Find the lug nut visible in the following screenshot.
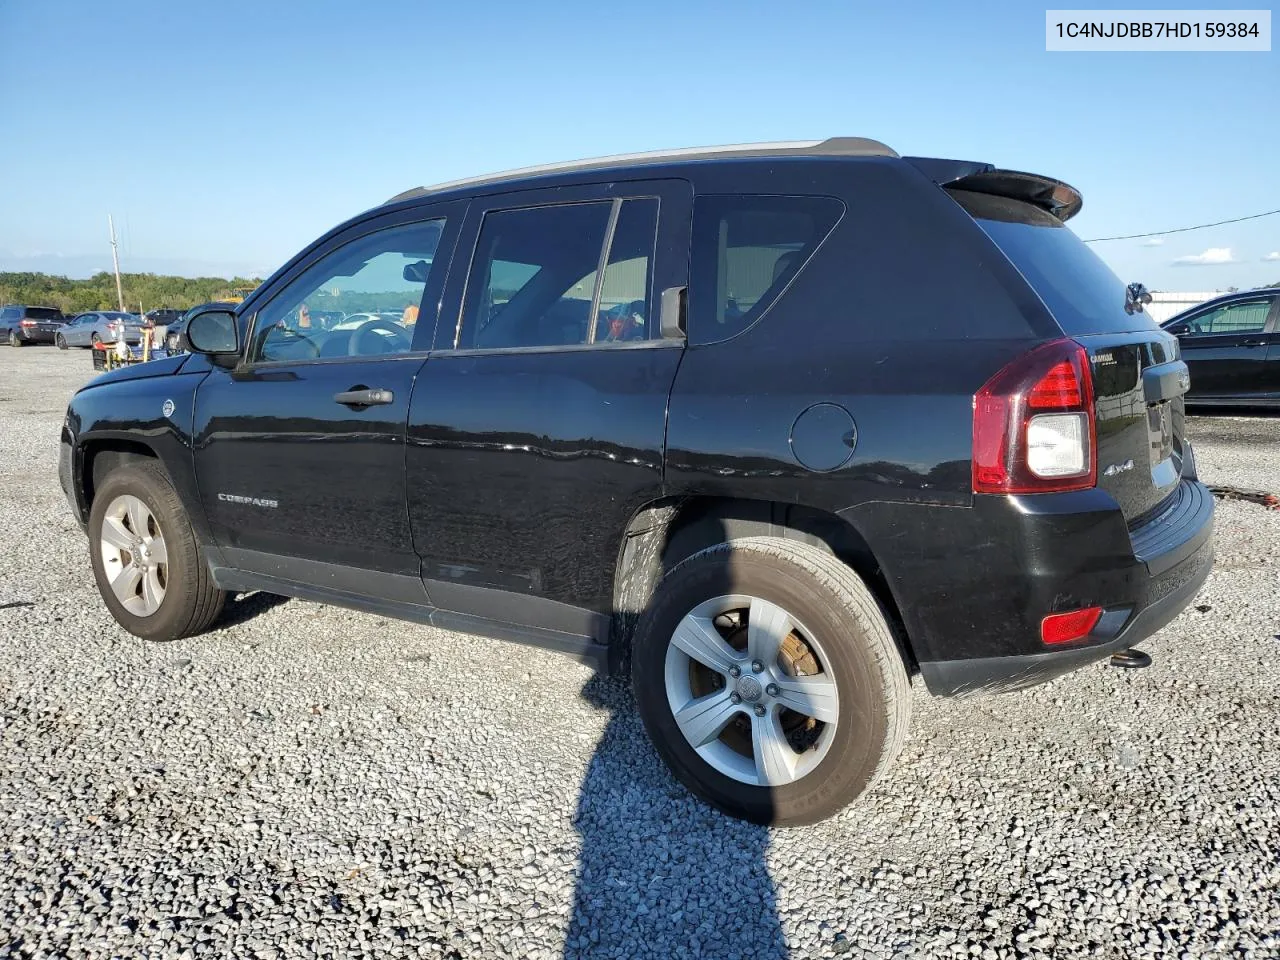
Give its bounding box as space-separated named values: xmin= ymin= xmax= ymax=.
xmin=730 ymin=693 xmax=742 ymax=705
xmin=728 ymin=665 xmax=741 ymax=678
xmin=751 ymin=660 xmax=764 ymax=673
xmin=766 ymin=683 xmax=779 ymax=697
xmin=753 ymin=704 xmax=766 ymax=717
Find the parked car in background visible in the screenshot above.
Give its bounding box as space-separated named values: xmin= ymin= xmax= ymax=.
xmin=59 ymin=138 xmax=1213 ymax=825
xmin=144 ymin=308 xmax=183 ymax=327
xmin=57 ymin=311 xmax=144 ymax=348
xmin=1161 ymin=289 xmax=1280 ymax=406
xmin=2 ymin=304 xmax=65 ymax=346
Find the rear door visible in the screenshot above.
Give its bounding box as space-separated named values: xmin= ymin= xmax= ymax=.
xmin=406 ymin=179 xmax=692 ymax=632
xmin=954 ymin=189 xmax=1190 ymax=522
xmin=1166 ymin=295 xmax=1277 ymax=398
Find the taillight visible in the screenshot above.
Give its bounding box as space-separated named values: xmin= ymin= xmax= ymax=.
xmin=19 ymin=319 xmax=36 ymax=327
xmin=1041 ymin=606 xmax=1103 ymax=645
xmin=973 ymin=338 xmax=1096 ymax=494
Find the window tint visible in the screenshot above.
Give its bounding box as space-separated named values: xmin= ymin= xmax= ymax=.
xmin=1186 ymin=299 xmax=1271 ymax=336
xmin=25 ymin=307 xmax=61 ymax=320
xmin=955 ymin=190 xmax=1153 ymax=336
xmin=689 ymin=195 xmax=842 ymax=344
xmin=250 ymin=218 xmax=445 ymax=363
xmin=458 ymin=198 xmax=659 ymax=350
xmin=0 ymin=308 xmax=16 ymax=320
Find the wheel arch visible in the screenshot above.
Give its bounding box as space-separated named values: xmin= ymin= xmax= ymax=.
xmin=79 ymin=438 xmax=164 ymax=519
xmin=609 ymin=495 xmax=917 ymax=675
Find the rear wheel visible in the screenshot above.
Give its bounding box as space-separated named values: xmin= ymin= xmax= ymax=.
xmin=89 ymin=461 xmax=226 ymax=641
xmin=9 ymin=330 xmax=22 ymax=347
xmin=56 ymin=333 xmax=67 ymax=350
xmin=632 ymin=537 xmax=910 ymax=826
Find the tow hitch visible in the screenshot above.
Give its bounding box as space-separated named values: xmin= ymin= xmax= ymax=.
xmin=1110 ymin=648 xmax=1152 ymax=669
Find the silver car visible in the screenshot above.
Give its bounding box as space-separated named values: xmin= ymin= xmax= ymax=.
xmin=57 ymin=312 xmax=144 ymax=349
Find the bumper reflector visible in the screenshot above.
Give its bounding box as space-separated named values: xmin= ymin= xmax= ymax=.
xmin=1041 ymin=606 xmax=1103 ymax=645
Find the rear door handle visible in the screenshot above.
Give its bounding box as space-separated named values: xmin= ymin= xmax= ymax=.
xmin=1240 ymin=339 xmax=1265 ymax=347
xmin=334 ymin=387 xmax=394 ymax=406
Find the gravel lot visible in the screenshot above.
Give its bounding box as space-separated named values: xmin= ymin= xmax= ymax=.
xmin=2 ymin=346 xmax=1278 ymax=960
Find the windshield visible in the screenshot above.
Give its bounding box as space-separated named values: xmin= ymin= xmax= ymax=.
xmin=951 ymin=189 xmax=1158 ymax=336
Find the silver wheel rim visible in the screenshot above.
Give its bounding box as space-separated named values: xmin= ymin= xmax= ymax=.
xmin=664 ymin=594 xmax=839 ymax=788
xmin=99 ymin=494 xmax=168 ymax=617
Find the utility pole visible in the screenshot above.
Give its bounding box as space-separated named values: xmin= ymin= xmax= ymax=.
xmin=108 ymin=215 xmax=125 ymax=312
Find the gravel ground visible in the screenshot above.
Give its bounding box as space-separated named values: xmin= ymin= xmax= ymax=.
xmin=1 ymin=346 xmax=1278 ymax=960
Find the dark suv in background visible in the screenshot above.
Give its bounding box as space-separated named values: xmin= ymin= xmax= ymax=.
xmin=59 ymin=138 xmax=1213 ymax=825
xmin=2 ymin=304 xmax=65 ymax=345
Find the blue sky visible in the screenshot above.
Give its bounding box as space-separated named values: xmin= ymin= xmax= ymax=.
xmin=0 ymin=0 xmax=1276 ymax=290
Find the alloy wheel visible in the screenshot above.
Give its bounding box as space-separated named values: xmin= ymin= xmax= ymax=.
xmin=98 ymin=494 xmax=169 ymax=617
xmin=664 ymin=594 xmax=839 ymax=787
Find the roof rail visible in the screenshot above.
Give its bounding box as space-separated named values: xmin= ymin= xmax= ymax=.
xmin=385 ymin=137 xmax=898 ymax=204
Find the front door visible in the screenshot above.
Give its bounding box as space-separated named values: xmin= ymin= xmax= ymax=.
xmin=406 ymin=180 xmax=692 ymax=635
xmin=1174 ymin=295 xmax=1276 ymax=398
xmin=193 ymin=205 xmax=461 ymax=597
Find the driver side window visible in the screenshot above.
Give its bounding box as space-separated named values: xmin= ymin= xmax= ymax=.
xmin=249 ymin=217 xmax=446 ymax=363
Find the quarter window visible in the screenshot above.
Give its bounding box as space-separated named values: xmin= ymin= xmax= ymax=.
xmin=457 ymin=198 xmax=659 ymax=350
xmin=249 ymin=218 xmax=446 ymax=364
xmin=689 ymin=195 xmax=843 ymax=344
xmin=1186 ymin=299 xmax=1272 ymax=336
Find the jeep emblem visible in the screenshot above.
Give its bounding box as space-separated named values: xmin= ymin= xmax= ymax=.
xmin=161 ymin=399 xmax=175 ymax=418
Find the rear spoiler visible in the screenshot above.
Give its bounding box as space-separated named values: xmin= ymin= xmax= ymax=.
xmin=905 ymin=157 xmax=1084 ymax=222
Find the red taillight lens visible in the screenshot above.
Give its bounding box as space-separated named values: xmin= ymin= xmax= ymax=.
xmin=19 ymin=319 xmax=36 ymax=327
xmin=972 ymin=339 xmax=1096 ymax=494
xmin=1041 ymin=606 xmax=1103 ymax=645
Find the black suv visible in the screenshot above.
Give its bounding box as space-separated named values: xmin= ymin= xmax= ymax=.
xmin=2 ymin=304 xmax=65 ymax=345
xmin=60 ymin=139 xmax=1213 ymax=825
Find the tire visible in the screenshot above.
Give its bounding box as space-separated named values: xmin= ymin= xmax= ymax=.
xmin=9 ymin=330 xmax=22 ymax=347
xmin=56 ymin=333 xmax=67 ymax=350
xmin=88 ymin=461 xmax=226 ymax=641
xmin=632 ymin=536 xmax=910 ymax=826
xmin=91 ymin=333 xmax=101 ymax=345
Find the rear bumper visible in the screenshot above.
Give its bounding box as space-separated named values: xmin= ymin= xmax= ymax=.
xmin=919 ymin=519 xmax=1212 ymax=695
xmin=849 ymin=472 xmax=1215 ymax=698
xmin=15 ymin=328 xmax=58 ymax=343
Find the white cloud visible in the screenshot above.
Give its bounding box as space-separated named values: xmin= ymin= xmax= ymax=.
xmin=1172 ymin=247 xmax=1236 ymax=266
xmin=1264 ymin=251 xmax=1280 ymax=262
xmin=1141 ymin=237 xmax=1165 ymax=247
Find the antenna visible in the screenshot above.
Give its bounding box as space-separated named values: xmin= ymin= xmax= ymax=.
xmin=108 ymin=215 xmax=125 ymax=312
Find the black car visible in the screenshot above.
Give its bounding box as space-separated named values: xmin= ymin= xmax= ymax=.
xmin=144 ymin=308 xmax=184 ymax=330
xmin=59 ymin=139 xmax=1213 ymax=825
xmin=2 ymin=304 xmax=65 ymax=345
xmin=1161 ymin=289 xmax=1280 ymax=405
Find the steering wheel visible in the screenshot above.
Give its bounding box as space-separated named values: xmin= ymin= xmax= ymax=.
xmin=348 ymin=317 xmax=411 ymax=355
xmin=266 ymin=327 xmax=321 ymax=360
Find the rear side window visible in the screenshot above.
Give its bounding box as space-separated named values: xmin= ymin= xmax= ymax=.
xmin=25 ymin=307 xmax=61 ymax=320
xmin=689 ymin=195 xmax=843 ymax=345
xmin=953 ymin=190 xmax=1151 ymax=336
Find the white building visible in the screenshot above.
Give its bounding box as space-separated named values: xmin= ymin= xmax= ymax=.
xmin=1144 ymin=291 xmax=1227 ymax=324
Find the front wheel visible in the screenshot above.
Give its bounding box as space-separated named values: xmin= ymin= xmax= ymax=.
xmin=88 ymin=461 xmax=227 ymax=641
xmin=632 ymin=537 xmax=910 ymax=826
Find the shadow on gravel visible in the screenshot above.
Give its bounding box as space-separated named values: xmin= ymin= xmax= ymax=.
xmin=565 ymin=674 xmax=784 ymax=960
xmin=218 ymin=590 xmax=292 ymax=629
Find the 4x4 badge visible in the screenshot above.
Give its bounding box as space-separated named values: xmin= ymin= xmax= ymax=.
xmin=161 ymin=399 xmax=175 ymax=418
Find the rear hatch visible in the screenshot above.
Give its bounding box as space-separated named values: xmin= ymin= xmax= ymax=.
xmin=23 ymin=307 xmax=65 ymax=333
xmin=949 ymin=185 xmax=1187 ymax=524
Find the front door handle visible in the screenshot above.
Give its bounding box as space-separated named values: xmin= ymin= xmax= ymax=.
xmin=334 ymin=387 xmax=394 ymax=406
xmin=1240 ymin=339 xmax=1265 ymax=347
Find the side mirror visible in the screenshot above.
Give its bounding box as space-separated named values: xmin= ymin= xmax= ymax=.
xmin=186 ymin=309 xmax=241 ymax=356
xmin=1166 ymin=322 xmax=1190 ymax=336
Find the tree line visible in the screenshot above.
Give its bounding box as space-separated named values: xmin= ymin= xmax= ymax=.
xmin=0 ymin=271 xmax=264 ymax=314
